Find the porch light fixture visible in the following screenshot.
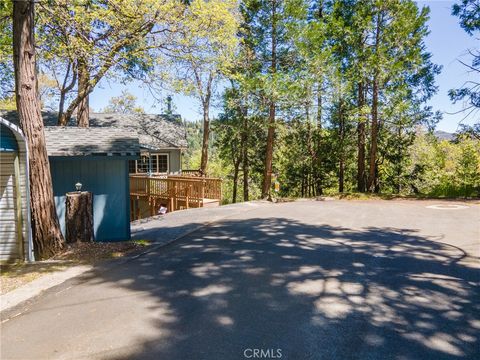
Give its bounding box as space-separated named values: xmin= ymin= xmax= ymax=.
xmin=75 ymin=182 xmax=82 ymax=192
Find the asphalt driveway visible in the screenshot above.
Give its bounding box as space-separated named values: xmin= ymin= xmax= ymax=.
xmin=1 ymin=199 xmax=479 ymax=360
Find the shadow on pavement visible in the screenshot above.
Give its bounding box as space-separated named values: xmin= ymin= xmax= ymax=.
xmin=75 ymin=217 xmax=480 ymax=360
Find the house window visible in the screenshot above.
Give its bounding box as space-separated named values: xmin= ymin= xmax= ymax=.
xmin=129 ymin=153 xmax=169 ymax=174
xmin=128 ymin=160 xmax=136 ymax=174
xmin=137 ymin=155 xmax=150 ymax=173
xmin=157 ymin=154 xmax=168 ymax=173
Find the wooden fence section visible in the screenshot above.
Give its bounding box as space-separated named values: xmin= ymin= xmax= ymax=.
xmin=130 ymin=175 xmax=222 ymax=221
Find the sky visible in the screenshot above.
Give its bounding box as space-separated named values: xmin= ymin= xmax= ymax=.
xmin=89 ymin=0 xmax=478 ymax=133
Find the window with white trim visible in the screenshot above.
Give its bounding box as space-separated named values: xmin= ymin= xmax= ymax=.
xmin=137 ymin=155 xmax=150 ymax=173
xmin=128 ymin=153 xmax=169 ymax=174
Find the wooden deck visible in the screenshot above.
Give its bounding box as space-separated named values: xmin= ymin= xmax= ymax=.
xmin=129 ymin=175 xmax=222 ymax=221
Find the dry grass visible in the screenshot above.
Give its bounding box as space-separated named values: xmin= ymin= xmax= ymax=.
xmin=0 ymin=240 xmax=151 ymax=295
xmin=0 ymin=261 xmax=72 ymax=295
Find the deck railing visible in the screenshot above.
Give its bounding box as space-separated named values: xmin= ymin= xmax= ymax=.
xmin=165 ymin=175 xmax=222 ymax=200
xmin=129 ymin=174 xmax=222 ymax=220
xmin=181 ymin=169 xmax=203 ymax=177
xmin=204 ymin=178 xmax=222 ymax=199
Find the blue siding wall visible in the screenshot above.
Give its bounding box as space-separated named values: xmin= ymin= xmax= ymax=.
xmin=49 ymin=157 xmax=130 ymax=241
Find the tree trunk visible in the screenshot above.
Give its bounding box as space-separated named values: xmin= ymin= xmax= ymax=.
xmin=262 ymin=101 xmax=275 ymax=198
xmin=200 ymin=102 xmax=210 ymax=175
xmin=66 ymin=192 xmax=94 ymax=243
xmin=395 ymin=126 xmax=402 ymax=194
xmin=76 ymin=59 xmax=90 ymax=127
xmin=261 ymin=0 xmax=277 ymax=199
xmin=57 ymin=60 xmax=77 ymax=125
xmin=232 ymin=158 xmax=241 ymax=203
xmin=315 ymin=83 xmax=323 ymax=195
xmin=339 ymin=159 xmax=344 ymax=193
xmin=368 ymin=13 xmax=381 ymax=193
xmin=301 ymin=166 xmax=305 ymax=197
xmin=58 ymin=59 xmax=92 ymax=126
xmin=58 ymin=90 xmax=67 ymax=124
xmin=368 ymin=76 xmax=379 ymax=192
xmin=241 ymin=105 xmax=249 ymax=201
xmin=338 ymin=100 xmax=345 ymax=193
xmin=357 ymin=82 xmax=366 ymax=192
xmin=13 ymin=0 xmax=65 ymax=259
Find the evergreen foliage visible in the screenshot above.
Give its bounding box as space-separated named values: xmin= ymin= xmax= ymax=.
xmin=204 ymin=0 xmax=479 ymax=201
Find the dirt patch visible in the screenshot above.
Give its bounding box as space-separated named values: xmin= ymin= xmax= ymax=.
xmin=0 ymin=240 xmax=151 ymax=295
xmin=53 ymin=241 xmax=150 ymax=263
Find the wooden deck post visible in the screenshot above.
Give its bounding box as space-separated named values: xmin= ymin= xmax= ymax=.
xmin=135 ymin=196 xmax=140 ymax=220
xmin=174 ymin=184 xmax=178 ymax=210
xmin=130 ymin=196 xmax=134 ymax=221
xmin=219 ymin=179 xmax=222 ymax=203
xmin=169 ymin=188 xmax=174 ymax=212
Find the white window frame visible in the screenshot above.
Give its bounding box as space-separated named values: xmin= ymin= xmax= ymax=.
xmin=131 ymin=153 xmax=170 ymax=174
xmin=154 ymin=153 xmax=169 ymax=174
xmin=135 ymin=155 xmax=151 ymax=173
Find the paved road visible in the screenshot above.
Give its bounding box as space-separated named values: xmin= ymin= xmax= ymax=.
xmin=1 ymin=200 xmax=479 ymax=360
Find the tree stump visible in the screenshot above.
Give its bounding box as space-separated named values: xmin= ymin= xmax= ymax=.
xmin=66 ymin=191 xmax=94 ymax=243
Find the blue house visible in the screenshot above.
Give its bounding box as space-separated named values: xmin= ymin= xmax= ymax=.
xmin=43 ymin=126 xmax=140 ymax=241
